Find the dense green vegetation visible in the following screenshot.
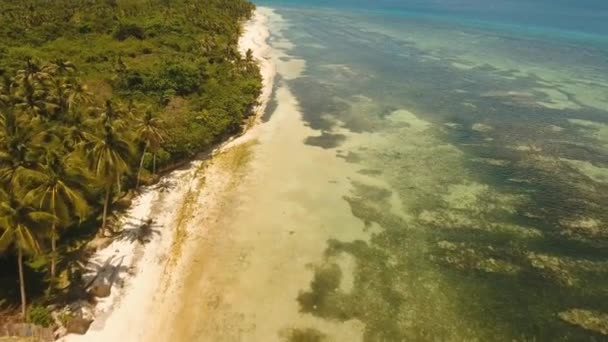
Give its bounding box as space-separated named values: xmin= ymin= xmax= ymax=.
xmin=0 ymin=0 xmax=260 ymax=320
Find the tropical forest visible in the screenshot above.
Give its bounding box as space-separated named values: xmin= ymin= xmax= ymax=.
xmin=0 ymin=0 xmax=260 ymax=330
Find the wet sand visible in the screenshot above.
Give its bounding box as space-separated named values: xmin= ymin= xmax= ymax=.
xmin=161 ymin=8 xmax=374 ymax=341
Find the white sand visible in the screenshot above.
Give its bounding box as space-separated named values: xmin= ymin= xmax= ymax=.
xmin=60 ymin=9 xmax=274 ymax=342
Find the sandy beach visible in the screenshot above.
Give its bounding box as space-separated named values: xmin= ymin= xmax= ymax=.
xmin=60 ymin=8 xmax=274 ymax=342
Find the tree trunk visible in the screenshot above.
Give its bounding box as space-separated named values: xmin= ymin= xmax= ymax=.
xmin=50 ymin=222 xmax=56 ymax=280
xmin=101 ymin=187 xmax=111 ymax=237
xmin=18 ymin=247 xmax=27 ymax=320
xmin=50 ymin=193 xmax=57 ymax=280
xmin=152 ymin=153 xmax=157 ymax=175
xmin=136 ymin=144 xmax=148 ymax=189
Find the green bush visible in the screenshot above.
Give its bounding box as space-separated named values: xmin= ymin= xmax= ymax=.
xmin=115 ymin=60 xmax=203 ymax=96
xmin=28 ymin=305 xmax=54 ymax=327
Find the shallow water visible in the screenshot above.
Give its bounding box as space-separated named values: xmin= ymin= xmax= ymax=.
xmin=175 ymin=2 xmax=608 ymax=341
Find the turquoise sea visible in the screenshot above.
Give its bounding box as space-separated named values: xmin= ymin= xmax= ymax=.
xmin=258 ymin=0 xmax=608 ymax=340
xmin=177 ymin=1 xmax=608 ymax=341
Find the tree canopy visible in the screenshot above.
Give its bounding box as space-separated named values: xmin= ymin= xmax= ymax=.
xmin=0 ymin=0 xmax=261 ymax=320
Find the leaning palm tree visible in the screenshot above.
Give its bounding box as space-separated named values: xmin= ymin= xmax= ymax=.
xmin=0 ymin=189 xmax=55 ymax=319
xmin=15 ymin=152 xmax=89 ymax=280
xmin=81 ymin=123 xmax=133 ymax=236
xmin=135 ymin=110 xmax=166 ymax=187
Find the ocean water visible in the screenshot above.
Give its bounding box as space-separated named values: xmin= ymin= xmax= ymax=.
xmin=171 ymin=1 xmax=608 ymax=341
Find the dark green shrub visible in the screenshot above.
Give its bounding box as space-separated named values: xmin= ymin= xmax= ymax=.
xmin=78 ymin=24 xmax=92 ymax=34
xmin=157 ymin=62 xmax=202 ymax=96
xmin=113 ymin=23 xmax=146 ymax=41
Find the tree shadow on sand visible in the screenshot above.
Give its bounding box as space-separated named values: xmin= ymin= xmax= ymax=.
xmin=79 ymin=255 xmax=131 ymax=298
xmin=116 ymin=217 xmax=162 ymax=245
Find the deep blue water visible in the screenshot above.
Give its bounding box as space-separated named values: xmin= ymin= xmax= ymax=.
xmin=258 ymin=0 xmax=608 ymax=37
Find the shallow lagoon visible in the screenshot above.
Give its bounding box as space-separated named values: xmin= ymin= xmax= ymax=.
xmin=176 ymin=3 xmax=608 ymax=341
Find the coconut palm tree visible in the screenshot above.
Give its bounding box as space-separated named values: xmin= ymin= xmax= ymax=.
xmin=64 ymin=81 xmax=92 ymax=112
xmin=97 ymin=100 xmax=132 ymax=130
xmin=0 ymin=120 xmax=47 ymax=185
xmin=15 ymin=152 xmax=89 ymax=280
xmin=0 ymin=189 xmax=55 ymax=319
xmin=81 ymin=122 xmax=133 ymax=236
xmin=15 ymin=59 xmax=53 ymax=85
xmin=135 ymin=109 xmax=165 ymax=188
xmin=0 ymin=74 xmax=17 ymax=108
xmin=50 ymin=59 xmax=76 ymax=76
xmin=48 ymin=77 xmax=69 ymax=120
xmin=14 ymin=78 xmax=49 ymax=117
xmin=62 ymin=112 xmax=91 ymax=149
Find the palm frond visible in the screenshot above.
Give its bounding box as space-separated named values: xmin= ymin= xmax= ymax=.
xmin=0 ymin=227 xmax=14 ymax=252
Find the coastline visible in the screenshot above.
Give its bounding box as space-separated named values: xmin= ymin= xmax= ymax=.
xmin=60 ymin=8 xmax=275 ymax=342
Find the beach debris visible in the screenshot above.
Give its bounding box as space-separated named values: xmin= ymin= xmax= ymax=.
xmin=115 ymin=190 xmax=137 ymax=210
xmin=66 ymin=317 xmax=93 ymax=335
xmin=53 ymin=301 xmax=96 ymax=336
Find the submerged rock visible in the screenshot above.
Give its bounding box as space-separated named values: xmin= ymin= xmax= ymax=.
xmin=434 ymin=240 xmax=521 ymax=275
xmin=559 ymin=309 xmax=608 ymax=335
xmin=527 ymin=252 xmax=577 ymax=287
xmin=472 ymin=123 xmax=493 ymax=133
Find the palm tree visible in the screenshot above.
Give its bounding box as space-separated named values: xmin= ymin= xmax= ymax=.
xmin=98 ymin=100 xmax=131 ymax=130
xmin=50 ymin=59 xmax=76 ymax=76
xmin=0 ymin=189 xmax=55 ymax=319
xmin=0 ymin=120 xmax=47 ymax=186
xmin=81 ymin=122 xmax=132 ymax=236
xmin=15 ymin=152 xmax=89 ymax=280
xmin=15 ymin=59 xmax=53 ymax=85
xmin=135 ymin=109 xmax=165 ymax=187
xmin=0 ymin=74 xmax=17 ymax=108
xmin=62 ymin=112 xmax=91 ymax=149
xmin=0 ymin=74 xmax=19 ymax=141
xmin=14 ymin=78 xmax=49 ymax=117
xmin=64 ymin=81 xmax=92 ymax=112
xmin=245 ymin=49 xmax=254 ymax=66
xmin=48 ymin=77 xmax=68 ymax=120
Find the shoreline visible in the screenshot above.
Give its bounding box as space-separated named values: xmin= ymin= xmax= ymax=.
xmin=60 ymin=8 xmax=275 ymax=342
